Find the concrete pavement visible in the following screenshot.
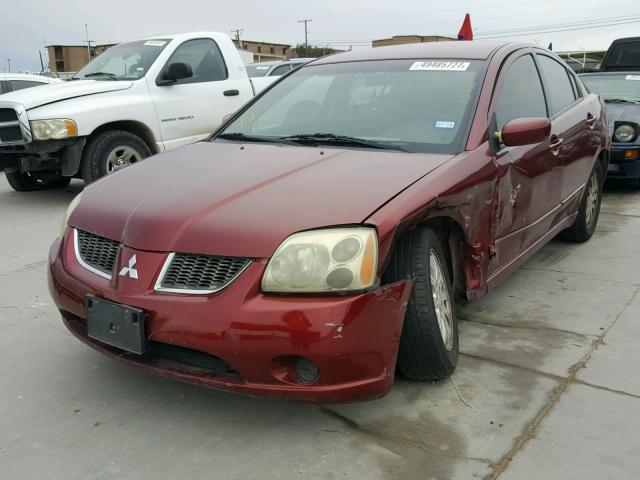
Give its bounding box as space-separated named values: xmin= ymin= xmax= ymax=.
xmin=0 ymin=178 xmax=638 ymax=479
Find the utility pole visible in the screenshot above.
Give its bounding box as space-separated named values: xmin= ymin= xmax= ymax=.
xmin=298 ymin=19 xmax=312 ymax=56
xmin=6 ymin=58 xmax=11 ymax=72
xmin=84 ymin=24 xmax=95 ymax=62
xmin=231 ymin=28 xmax=244 ymax=49
xmin=39 ymin=50 xmax=45 ymax=73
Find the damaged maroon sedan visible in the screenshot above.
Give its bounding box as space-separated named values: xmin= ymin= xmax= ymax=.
xmin=49 ymin=41 xmax=609 ymax=402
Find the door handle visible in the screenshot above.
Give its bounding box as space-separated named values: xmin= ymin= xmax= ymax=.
xmin=586 ymin=113 xmax=596 ymax=129
xmin=223 ymin=89 xmax=240 ymax=96
xmin=549 ymin=136 xmax=564 ymax=154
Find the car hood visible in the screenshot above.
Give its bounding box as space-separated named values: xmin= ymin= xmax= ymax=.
xmin=70 ymin=142 xmax=452 ymax=258
xmin=605 ymin=103 xmax=640 ymax=132
xmin=0 ymin=80 xmax=133 ymax=110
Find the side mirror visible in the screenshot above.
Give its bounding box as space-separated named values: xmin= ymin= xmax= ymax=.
xmin=156 ymin=62 xmax=193 ymax=86
xmin=498 ymin=117 xmax=551 ymax=147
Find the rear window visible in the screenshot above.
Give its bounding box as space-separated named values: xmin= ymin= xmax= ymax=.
xmin=219 ymin=59 xmax=485 ymax=154
xmin=602 ymin=41 xmax=640 ymax=71
xmin=246 ymin=65 xmax=270 ymax=78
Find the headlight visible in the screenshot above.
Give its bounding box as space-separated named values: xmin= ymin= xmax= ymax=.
xmin=31 ymin=119 xmax=78 ymax=141
xmin=614 ymin=124 xmax=636 ymax=143
xmin=261 ymin=228 xmax=378 ymax=293
xmin=60 ymin=193 xmax=82 ymax=238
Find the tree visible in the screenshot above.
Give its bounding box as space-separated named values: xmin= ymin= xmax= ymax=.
xmin=293 ymin=44 xmax=342 ymax=58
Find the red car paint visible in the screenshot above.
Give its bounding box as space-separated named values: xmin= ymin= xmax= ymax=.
xmin=49 ymin=41 xmax=609 ymax=402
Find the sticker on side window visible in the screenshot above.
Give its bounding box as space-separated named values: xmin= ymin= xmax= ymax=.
xmin=434 ymin=121 xmax=456 ymax=129
xmin=410 ymin=61 xmax=470 ymax=71
xmin=144 ymin=40 xmax=167 ymax=47
xmin=626 ymin=75 xmax=640 ymax=81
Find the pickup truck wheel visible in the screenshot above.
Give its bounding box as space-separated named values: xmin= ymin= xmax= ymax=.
xmin=5 ymin=170 xmax=71 ymax=192
xmin=81 ymin=131 xmax=151 ymax=184
xmin=559 ymin=162 xmax=603 ymax=243
xmin=384 ymin=227 xmax=459 ymax=381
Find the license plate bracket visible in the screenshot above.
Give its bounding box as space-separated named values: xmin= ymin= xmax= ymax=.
xmin=86 ymin=295 xmax=146 ymax=354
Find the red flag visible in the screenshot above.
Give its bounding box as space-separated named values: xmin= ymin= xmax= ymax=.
xmin=457 ymin=13 xmax=473 ymax=41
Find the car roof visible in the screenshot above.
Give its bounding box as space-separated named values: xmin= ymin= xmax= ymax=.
xmin=0 ymin=73 xmax=58 ymax=82
xmin=312 ymin=40 xmax=515 ymax=65
xmin=579 ymin=71 xmax=640 ymax=76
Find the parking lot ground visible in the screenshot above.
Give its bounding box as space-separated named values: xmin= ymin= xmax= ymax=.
xmin=1 ymin=179 xmax=639 ymax=480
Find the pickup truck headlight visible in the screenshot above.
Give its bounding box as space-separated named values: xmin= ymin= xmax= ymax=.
xmin=31 ymin=119 xmax=78 ymax=141
xmin=60 ymin=193 xmax=82 ymax=238
xmin=614 ymin=124 xmax=636 ymax=143
xmin=261 ymin=228 xmax=378 ymax=293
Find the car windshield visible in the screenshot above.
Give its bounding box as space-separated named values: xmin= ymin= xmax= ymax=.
xmin=580 ymin=73 xmax=640 ymax=102
xmin=72 ymin=39 xmax=171 ymax=81
xmin=216 ymin=59 xmax=484 ymax=154
xmin=246 ymin=65 xmax=271 ymax=78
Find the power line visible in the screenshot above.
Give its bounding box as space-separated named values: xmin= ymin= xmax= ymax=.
xmin=478 ymin=18 xmax=640 ymax=38
xmin=477 ymin=13 xmax=640 ymax=35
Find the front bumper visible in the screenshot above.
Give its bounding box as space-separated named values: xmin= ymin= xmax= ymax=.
xmin=0 ymin=138 xmax=85 ymax=176
xmin=48 ymin=232 xmax=413 ymax=403
xmin=607 ymin=144 xmax=640 ymax=179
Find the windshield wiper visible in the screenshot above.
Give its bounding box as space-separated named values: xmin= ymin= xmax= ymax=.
xmin=279 ymin=133 xmax=409 ymax=152
xmin=81 ymin=72 xmax=119 ymax=80
xmin=216 ymin=132 xmax=298 ymax=145
xmin=604 ymin=98 xmax=640 ymax=104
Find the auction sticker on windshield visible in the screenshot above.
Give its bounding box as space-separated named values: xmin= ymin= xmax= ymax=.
xmin=626 ymin=75 xmax=640 ymax=81
xmin=410 ymin=60 xmax=470 ymax=71
xmin=144 ymin=40 xmax=167 ymax=47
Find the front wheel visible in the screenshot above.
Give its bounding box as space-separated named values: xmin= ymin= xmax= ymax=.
xmin=5 ymin=170 xmax=71 ymax=192
xmin=559 ymin=162 xmax=603 ymax=243
xmin=383 ymin=227 xmax=459 ymax=381
xmin=81 ymin=130 xmax=151 ymax=184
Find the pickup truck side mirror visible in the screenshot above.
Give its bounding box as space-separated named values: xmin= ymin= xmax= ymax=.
xmin=497 ymin=117 xmax=551 ymax=147
xmin=156 ymin=62 xmax=193 ymax=86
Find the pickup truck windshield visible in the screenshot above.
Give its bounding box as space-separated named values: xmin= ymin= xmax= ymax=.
xmin=581 ymin=74 xmax=640 ymax=102
xmin=217 ymin=59 xmax=483 ymax=154
xmin=72 ymin=39 xmax=170 ymax=81
xmin=246 ymin=65 xmax=271 ymax=78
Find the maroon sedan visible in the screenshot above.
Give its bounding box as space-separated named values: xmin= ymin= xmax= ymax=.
xmin=49 ymin=41 xmax=609 ymax=402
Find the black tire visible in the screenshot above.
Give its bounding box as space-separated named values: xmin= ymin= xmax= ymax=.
xmin=5 ymin=170 xmax=71 ymax=192
xmin=81 ymin=130 xmax=151 ymax=184
xmin=383 ymin=227 xmax=459 ymax=381
xmin=559 ymin=161 xmax=603 ymax=243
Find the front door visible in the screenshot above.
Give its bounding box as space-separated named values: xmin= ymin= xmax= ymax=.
xmin=148 ymin=38 xmax=250 ymax=150
xmin=488 ymin=52 xmax=561 ymax=276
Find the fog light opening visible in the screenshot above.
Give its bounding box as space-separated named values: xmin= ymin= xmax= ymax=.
xmin=295 ymin=356 xmax=319 ymax=384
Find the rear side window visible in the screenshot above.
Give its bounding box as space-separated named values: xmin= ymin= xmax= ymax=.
xmin=536 ymin=55 xmax=577 ymax=116
xmin=165 ymin=38 xmax=228 ymax=84
xmin=0 ymin=82 xmax=5 ymax=94
xmin=270 ymin=64 xmax=291 ymax=76
xmin=9 ymin=80 xmax=47 ymax=91
xmin=495 ymin=54 xmax=547 ymax=130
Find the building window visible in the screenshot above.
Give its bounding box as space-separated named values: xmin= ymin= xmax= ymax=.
xmin=258 ymin=46 xmax=262 ymax=53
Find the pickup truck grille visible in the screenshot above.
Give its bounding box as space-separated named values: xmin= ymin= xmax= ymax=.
xmin=0 ymin=108 xmax=23 ymax=145
xmin=157 ymin=253 xmax=251 ymax=294
xmin=74 ymin=229 xmax=120 ymax=279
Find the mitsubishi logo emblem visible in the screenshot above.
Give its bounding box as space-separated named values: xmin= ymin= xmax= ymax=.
xmin=119 ymin=255 xmax=139 ymax=279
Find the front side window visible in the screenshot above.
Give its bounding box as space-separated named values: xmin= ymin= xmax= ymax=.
xmin=9 ymin=80 xmax=46 ymax=91
xmin=73 ymin=39 xmax=170 ymax=80
xmin=495 ymin=54 xmax=547 ymax=130
xmin=217 ymin=59 xmax=485 ymax=154
xmin=537 ymin=55 xmax=577 ymax=116
xmin=163 ymin=39 xmax=228 ymax=84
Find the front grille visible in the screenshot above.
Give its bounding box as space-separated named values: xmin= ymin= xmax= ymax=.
xmin=159 ymin=253 xmax=251 ymax=293
xmin=75 ymin=229 xmax=120 ymax=277
xmin=0 ymin=108 xmax=22 ymax=144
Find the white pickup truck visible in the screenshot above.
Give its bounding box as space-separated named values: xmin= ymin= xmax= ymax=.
xmin=0 ymin=32 xmax=276 ymax=191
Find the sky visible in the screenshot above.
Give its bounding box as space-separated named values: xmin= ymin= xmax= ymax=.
xmin=2 ymin=0 xmax=639 ymax=72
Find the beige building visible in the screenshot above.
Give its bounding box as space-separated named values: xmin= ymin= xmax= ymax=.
xmin=47 ymin=44 xmax=116 ymax=73
xmin=232 ymin=39 xmax=292 ymax=62
xmin=372 ymin=35 xmax=454 ymax=48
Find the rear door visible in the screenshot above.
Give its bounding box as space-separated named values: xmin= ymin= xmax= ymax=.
xmin=148 ymin=38 xmax=251 ymax=150
xmin=488 ymin=51 xmax=561 ymax=274
xmin=535 ymin=53 xmax=600 ymax=206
